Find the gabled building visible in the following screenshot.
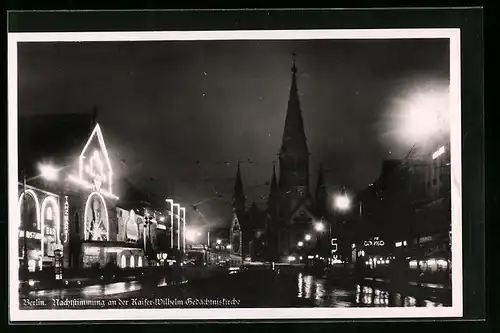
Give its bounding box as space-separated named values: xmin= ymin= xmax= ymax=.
xmin=16 ymin=108 xmax=178 ymax=277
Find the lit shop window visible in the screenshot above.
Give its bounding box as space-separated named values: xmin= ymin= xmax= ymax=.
xmin=121 ymin=255 xmax=126 ymax=268
xmin=28 ymin=259 xmax=36 ymax=272
xmin=137 ymin=256 xmax=142 ymax=267
xmin=46 ymin=206 xmax=53 ymax=220
xmin=130 ymin=256 xmax=135 ymax=268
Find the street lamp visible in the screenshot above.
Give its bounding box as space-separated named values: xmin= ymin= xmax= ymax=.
xmin=21 ymin=163 xmax=60 ymax=279
xmin=216 ymin=239 xmax=222 ymax=245
xmin=314 ymin=222 xmax=325 ymax=232
xmin=297 ymin=241 xmax=304 ymax=247
xmin=334 ymin=194 xmax=351 ymax=211
xmin=304 ymin=234 xmax=312 ymax=241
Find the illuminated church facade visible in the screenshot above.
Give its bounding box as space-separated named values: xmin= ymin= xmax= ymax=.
xmin=231 ymin=56 xmax=329 ymax=262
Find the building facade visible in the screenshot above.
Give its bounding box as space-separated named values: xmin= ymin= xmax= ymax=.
xmin=17 ymin=112 xmax=186 ymax=280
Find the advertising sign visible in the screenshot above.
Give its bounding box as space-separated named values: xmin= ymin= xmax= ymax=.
xmin=63 ymin=196 xmax=69 ymax=244
xmin=331 ymin=238 xmax=338 ymax=255
xmin=54 ymin=249 xmax=63 ymax=280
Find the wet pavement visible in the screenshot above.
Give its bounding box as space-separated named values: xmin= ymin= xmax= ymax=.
xmin=20 ymin=268 xmax=448 ymax=309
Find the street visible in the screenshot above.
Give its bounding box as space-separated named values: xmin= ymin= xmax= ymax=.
xmin=20 ymin=267 xmax=447 ymax=309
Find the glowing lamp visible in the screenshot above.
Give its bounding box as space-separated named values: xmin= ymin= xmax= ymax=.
xmin=39 ymin=164 xmax=59 ymax=181
xmin=334 ymin=195 xmax=351 ymax=211
xmin=314 ymin=222 xmax=325 ymax=232
xmin=304 ymin=234 xmax=312 ymax=241
xmin=297 ymin=241 xmax=304 ymax=247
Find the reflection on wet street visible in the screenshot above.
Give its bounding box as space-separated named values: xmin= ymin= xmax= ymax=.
xmin=295 ymin=272 xmax=444 ymax=308
xmin=27 ymin=277 xmax=184 ymax=300
xmin=22 ymin=269 xmax=447 ymax=308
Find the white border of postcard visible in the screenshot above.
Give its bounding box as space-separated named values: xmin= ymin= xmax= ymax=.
xmin=8 ymin=29 xmax=462 ymax=321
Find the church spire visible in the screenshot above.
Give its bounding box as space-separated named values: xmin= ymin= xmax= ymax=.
xmin=233 ymin=160 xmax=246 ymax=216
xmin=315 ymin=163 xmax=328 ymax=218
xmin=267 ymin=161 xmax=280 ymax=217
xmin=280 ymin=52 xmax=308 ymax=156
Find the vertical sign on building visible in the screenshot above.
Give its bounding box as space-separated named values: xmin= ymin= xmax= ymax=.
xmin=331 ymin=238 xmax=338 ymax=262
xmin=63 ymin=196 xmax=69 ymax=244
xmin=54 ymin=249 xmax=63 ymax=280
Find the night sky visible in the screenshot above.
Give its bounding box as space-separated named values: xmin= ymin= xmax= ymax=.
xmin=18 ymin=38 xmax=450 ymax=228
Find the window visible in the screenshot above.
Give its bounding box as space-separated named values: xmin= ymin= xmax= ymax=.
xmin=121 ymin=254 xmax=126 ymax=268
xmin=137 ymin=256 xmax=142 ymax=267
xmin=130 ymin=256 xmax=135 ymax=268
xmin=46 ymin=207 xmax=53 ymax=221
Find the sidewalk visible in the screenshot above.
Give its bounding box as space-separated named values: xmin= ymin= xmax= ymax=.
xmin=360 ymin=276 xmax=452 ymax=305
xmin=20 ymin=275 xmax=138 ymax=292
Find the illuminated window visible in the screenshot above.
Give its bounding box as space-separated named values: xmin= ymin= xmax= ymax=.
xmin=121 ymin=255 xmax=126 ymax=268
xmin=130 ymin=256 xmax=135 ymax=268
xmin=137 ymin=256 xmax=142 ymax=267
xmin=46 ymin=206 xmax=53 ymax=220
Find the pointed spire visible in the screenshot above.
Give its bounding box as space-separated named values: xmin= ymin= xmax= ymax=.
xmin=316 ymin=163 xmax=328 ymax=218
xmin=267 ymin=161 xmax=280 ymax=212
xmin=291 ymin=52 xmax=297 ymax=74
xmin=280 ymin=53 xmax=308 ymax=155
xmin=233 ymin=160 xmax=245 ymax=214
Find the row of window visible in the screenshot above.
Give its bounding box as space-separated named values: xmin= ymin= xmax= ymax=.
xmin=120 ymin=254 xmax=143 ymax=268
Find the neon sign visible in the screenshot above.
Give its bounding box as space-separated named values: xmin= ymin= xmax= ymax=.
xmin=432 ymin=146 xmax=445 ymax=160
xmin=63 ymin=196 xmax=69 ymax=244
xmin=331 ymin=238 xmax=338 ymax=255
xmin=363 ymin=237 xmax=385 ymax=247
xmin=84 ymin=247 xmax=100 ymax=256
xmin=18 ymin=230 xmax=42 ymax=240
xmin=69 ymin=123 xmax=118 ymax=200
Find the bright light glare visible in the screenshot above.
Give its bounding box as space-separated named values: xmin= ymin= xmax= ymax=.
xmin=39 ymin=164 xmax=59 ymax=181
xmin=297 ymin=241 xmax=304 ymax=247
xmin=288 ymin=256 xmax=296 ymax=262
xmin=304 ymin=234 xmax=312 ymax=241
xmin=186 ymin=229 xmax=198 ymax=242
xmin=216 ymin=239 xmax=222 ymax=245
xmin=334 ymin=195 xmax=351 ymax=211
xmin=385 ymin=79 xmax=450 ymax=148
xmin=314 ymin=222 xmax=325 ymax=232
xmin=226 ymin=244 xmax=231 ymax=250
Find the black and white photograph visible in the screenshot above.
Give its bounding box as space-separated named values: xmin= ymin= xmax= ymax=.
xmin=8 ymin=28 xmax=463 ymax=321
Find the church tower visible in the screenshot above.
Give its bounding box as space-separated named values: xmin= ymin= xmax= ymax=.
xmin=232 ymin=161 xmax=246 ymax=219
xmin=315 ymin=163 xmax=328 ymax=218
xmin=278 ymin=53 xmax=311 ymax=216
xmin=267 ymin=161 xmax=280 ymax=221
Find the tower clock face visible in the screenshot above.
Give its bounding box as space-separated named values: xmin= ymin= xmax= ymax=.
xmin=232 ymin=234 xmax=240 ymax=253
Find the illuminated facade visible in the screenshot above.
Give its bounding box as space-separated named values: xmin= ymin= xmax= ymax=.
xmin=18 ymin=113 xmax=147 ymax=273
xmin=17 ymin=185 xmax=62 ymax=272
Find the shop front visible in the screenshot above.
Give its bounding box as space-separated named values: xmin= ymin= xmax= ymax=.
xmin=81 ymin=241 xmax=144 ymax=269
xmin=18 ymin=185 xmax=62 ymax=275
